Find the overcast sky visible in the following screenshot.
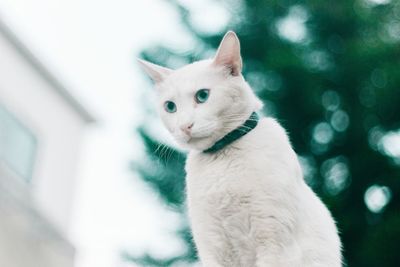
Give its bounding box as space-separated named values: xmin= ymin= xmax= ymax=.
xmin=0 ymin=0 xmax=200 ymax=266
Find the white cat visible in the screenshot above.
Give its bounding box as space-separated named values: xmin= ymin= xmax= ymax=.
xmin=139 ymin=31 xmax=342 ymax=267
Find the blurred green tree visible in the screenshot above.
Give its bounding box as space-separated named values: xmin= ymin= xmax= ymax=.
xmin=128 ymin=0 xmax=400 ymax=266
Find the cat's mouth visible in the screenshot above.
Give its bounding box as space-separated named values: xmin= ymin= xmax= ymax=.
xmin=188 ymin=130 xmax=215 ymax=142
xmin=176 ymin=123 xmax=218 ymax=146
xmin=186 ymin=136 xmax=205 ymax=143
xmin=175 ymin=134 xmax=204 ymax=145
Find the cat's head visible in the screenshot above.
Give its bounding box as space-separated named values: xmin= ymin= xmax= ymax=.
xmin=139 ymin=31 xmax=263 ymax=151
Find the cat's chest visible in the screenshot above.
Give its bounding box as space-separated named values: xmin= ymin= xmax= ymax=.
xmin=185 ymin=150 xmax=260 ymax=201
xmin=185 ymin=156 xmax=255 ymax=225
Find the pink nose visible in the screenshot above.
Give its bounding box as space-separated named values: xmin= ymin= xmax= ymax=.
xmin=180 ymin=123 xmax=194 ymax=135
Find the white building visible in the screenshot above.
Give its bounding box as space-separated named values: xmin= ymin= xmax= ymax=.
xmin=0 ymin=17 xmax=95 ymax=267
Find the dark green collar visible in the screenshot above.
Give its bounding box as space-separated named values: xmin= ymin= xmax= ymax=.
xmin=203 ymin=112 xmax=259 ymax=154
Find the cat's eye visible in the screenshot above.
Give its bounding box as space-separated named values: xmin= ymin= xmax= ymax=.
xmin=195 ymin=89 xmax=210 ymax=104
xmin=164 ymin=101 xmax=177 ymax=113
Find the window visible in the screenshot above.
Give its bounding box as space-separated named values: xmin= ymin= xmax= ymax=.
xmin=0 ymin=105 xmax=38 ymax=182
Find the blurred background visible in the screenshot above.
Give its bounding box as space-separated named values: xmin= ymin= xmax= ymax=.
xmin=0 ymin=0 xmax=399 ymax=267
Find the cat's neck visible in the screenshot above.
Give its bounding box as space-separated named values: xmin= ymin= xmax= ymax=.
xmin=203 ymin=112 xmax=259 ymax=154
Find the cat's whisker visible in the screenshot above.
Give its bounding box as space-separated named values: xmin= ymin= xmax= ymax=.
xmin=165 ymin=145 xmax=174 ymax=166
xmin=156 ymin=143 xmax=165 ymax=158
xmin=159 ymin=143 xmax=171 ymax=165
xmin=154 ymin=142 xmax=165 ymax=156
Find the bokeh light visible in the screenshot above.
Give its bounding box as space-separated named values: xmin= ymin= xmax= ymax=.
xmin=364 ymin=185 xmax=392 ymax=213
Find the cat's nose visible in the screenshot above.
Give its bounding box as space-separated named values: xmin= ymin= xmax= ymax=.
xmin=180 ymin=123 xmax=194 ymax=136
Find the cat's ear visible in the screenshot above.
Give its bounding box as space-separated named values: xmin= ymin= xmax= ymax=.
xmin=137 ymin=59 xmax=173 ymax=83
xmin=213 ymin=31 xmax=242 ymax=76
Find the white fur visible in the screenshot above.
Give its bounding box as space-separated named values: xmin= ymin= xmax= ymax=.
xmin=139 ymin=31 xmax=342 ymax=267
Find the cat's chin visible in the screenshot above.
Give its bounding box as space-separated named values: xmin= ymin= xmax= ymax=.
xmin=177 ymin=136 xmax=216 ymax=152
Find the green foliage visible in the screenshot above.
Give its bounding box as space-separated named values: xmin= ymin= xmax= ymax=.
xmin=130 ymin=0 xmax=400 ymax=266
xmin=136 ymin=128 xmax=187 ymax=209
xmin=128 ymin=129 xmax=197 ymax=265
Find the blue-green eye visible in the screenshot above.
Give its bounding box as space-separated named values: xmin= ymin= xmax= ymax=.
xmin=164 ymin=101 xmax=177 ymax=113
xmin=195 ymin=89 xmax=210 ymax=103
